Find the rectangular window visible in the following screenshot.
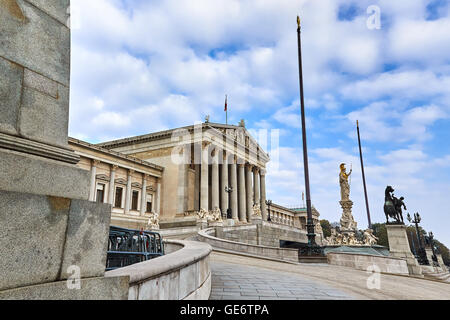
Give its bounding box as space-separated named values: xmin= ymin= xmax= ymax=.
xmin=131 ymin=190 xmax=139 ymax=211
xmin=96 ymin=184 xmax=105 ymax=203
xmin=146 ymin=194 xmax=153 ymax=213
xmin=146 ymin=201 xmax=152 ymax=213
xmin=114 ymin=187 xmax=123 ymax=208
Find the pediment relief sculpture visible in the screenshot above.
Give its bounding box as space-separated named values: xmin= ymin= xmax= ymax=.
xmin=96 ymin=174 xmax=110 ymax=182
xmin=115 ymin=178 xmax=127 ymax=185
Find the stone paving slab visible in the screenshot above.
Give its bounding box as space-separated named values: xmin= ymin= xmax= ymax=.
xmin=210 ymin=261 xmax=355 ymax=300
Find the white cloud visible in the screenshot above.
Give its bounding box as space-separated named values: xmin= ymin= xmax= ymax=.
xmin=67 ymin=0 xmax=450 ymax=245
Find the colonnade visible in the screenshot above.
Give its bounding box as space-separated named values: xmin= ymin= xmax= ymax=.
xmin=198 ymin=143 xmax=267 ymax=222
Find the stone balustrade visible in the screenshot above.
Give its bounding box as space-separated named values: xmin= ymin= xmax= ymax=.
xmin=198 ymin=226 xmax=302 ymax=263
xmin=105 ymin=239 xmax=212 ymax=300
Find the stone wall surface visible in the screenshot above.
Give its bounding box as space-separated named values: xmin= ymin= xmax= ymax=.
xmin=198 ymin=228 xmax=299 ymax=263
xmin=327 ymin=252 xmax=409 ymax=276
xmin=0 ymin=0 xmax=130 ymax=299
xmin=105 ymin=240 xmax=212 ymax=300
xmin=220 ymin=221 xmax=310 ymax=247
xmin=386 ymin=224 xmax=423 ymax=277
xmin=0 ymin=276 xmax=129 ymax=300
xmin=0 ymin=190 xmax=112 ymax=292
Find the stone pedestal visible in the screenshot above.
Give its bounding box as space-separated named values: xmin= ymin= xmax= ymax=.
xmin=425 ymin=248 xmax=435 ymax=266
xmin=251 ymin=215 xmax=263 ymax=224
xmin=436 ymin=254 xmax=447 ymax=270
xmin=0 ymin=0 xmax=128 ymax=299
xmin=224 ymin=219 xmax=236 ymax=227
xmin=196 ymin=218 xmax=208 ymax=230
xmin=209 ymin=221 xmax=224 ymax=228
xmin=386 ymin=224 xmax=423 ymax=277
xmin=339 ymin=200 xmax=357 ymax=231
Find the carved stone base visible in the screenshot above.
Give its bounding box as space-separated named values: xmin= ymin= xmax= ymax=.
xmin=339 ymin=200 xmax=357 ymax=231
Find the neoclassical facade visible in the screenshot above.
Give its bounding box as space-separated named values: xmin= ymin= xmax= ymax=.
xmin=69 ymin=138 xmax=163 ymax=230
xmin=267 ymin=203 xmax=324 ymax=242
xmin=97 ymin=122 xmax=270 ymax=224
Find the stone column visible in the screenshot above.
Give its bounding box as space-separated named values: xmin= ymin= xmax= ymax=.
xmin=211 ymin=148 xmax=220 ymax=213
xmin=238 ymin=163 xmax=247 ymax=222
xmin=221 ymin=152 xmax=229 ymax=218
xmin=200 ymin=142 xmax=210 ymax=212
xmin=254 ymin=167 xmax=260 ymax=206
xmin=194 ymin=164 xmax=200 ymax=211
xmin=260 ymin=169 xmax=267 ymax=221
xmin=230 ymin=157 xmax=239 ymax=221
xmin=246 ymin=164 xmax=253 ymax=222
xmin=140 ymin=175 xmax=148 ymax=216
xmin=156 ymin=181 xmax=161 ymax=214
xmin=124 ymin=169 xmax=133 ymax=214
xmin=89 ymin=160 xmax=100 ymax=202
xmin=108 ymin=165 xmax=118 ymax=205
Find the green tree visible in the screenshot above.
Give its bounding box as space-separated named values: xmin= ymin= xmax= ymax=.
xmin=372 ymin=222 xmax=449 ymax=266
xmin=434 ymin=240 xmax=450 ymax=266
xmin=371 ymin=223 xmax=388 ymax=247
xmin=320 ymin=219 xmax=331 ymax=238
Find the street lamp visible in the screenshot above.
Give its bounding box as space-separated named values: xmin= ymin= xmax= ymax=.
xmin=266 ymin=200 xmax=272 ymax=222
xmin=427 ymin=231 xmax=438 ymax=265
xmin=406 ymin=212 xmax=429 ymax=265
xmin=225 ymin=186 xmax=233 ymax=220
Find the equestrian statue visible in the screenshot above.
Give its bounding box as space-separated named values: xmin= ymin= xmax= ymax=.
xmin=384 ymin=186 xmax=406 ymax=224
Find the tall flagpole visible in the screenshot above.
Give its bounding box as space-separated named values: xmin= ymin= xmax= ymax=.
xmin=297 ymin=16 xmax=316 ymax=248
xmin=357 ymin=120 xmax=372 ymax=229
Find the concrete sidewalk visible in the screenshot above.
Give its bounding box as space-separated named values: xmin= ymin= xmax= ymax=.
xmin=210 ymin=251 xmax=450 ymax=300
xmin=210 ymin=261 xmax=355 ymax=300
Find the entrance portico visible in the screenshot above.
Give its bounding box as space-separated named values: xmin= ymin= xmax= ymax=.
xmin=98 ymin=122 xmax=270 ymax=222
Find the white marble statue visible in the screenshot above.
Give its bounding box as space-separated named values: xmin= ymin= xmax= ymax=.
xmin=147 ymin=212 xmax=160 ymax=230
xmin=363 ymin=229 xmax=379 ymax=246
xmin=252 ymin=203 xmax=262 ymax=217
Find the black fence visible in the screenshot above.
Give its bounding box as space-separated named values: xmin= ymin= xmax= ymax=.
xmin=106 ymin=226 xmax=164 ymax=271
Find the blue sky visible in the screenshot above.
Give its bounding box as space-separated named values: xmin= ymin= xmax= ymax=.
xmin=69 ymin=0 xmax=450 ymax=246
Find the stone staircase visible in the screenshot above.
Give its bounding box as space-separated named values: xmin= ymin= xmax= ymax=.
xmin=422 ymin=267 xmax=450 ymax=283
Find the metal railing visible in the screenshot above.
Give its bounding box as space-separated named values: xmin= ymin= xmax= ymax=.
xmin=106 ymin=226 xmax=164 ymax=271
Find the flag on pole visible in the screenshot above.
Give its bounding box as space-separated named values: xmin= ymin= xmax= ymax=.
xmin=224 ymin=95 xmax=228 ymax=125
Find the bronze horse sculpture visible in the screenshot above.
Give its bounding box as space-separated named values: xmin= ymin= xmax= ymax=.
xmin=384 ymin=186 xmax=405 ymax=224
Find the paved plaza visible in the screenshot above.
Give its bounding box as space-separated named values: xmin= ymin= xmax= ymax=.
xmin=210 ymin=261 xmax=355 ymax=300
xmin=210 ymin=252 xmax=450 ymax=300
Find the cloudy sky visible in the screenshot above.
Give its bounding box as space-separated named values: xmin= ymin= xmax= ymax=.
xmin=69 ymin=0 xmax=450 ymax=245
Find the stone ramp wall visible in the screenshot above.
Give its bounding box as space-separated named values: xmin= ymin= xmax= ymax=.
xmin=105 ymin=240 xmax=212 ymax=300
xmin=198 ymin=228 xmax=299 ymax=263
xmin=218 ymin=221 xmax=312 ymax=247
xmin=327 ymin=252 xmax=409 ymax=276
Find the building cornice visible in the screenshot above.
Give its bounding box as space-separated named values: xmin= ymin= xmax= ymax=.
xmin=68 ymin=137 xmax=164 ymax=173
xmin=94 ymin=122 xmax=270 ymax=164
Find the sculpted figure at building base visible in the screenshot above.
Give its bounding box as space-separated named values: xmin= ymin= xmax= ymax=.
xmin=147 ymin=212 xmax=160 ymax=230
xmin=325 ymin=227 xmax=379 ymax=246
xmin=252 ymin=203 xmax=262 ymax=217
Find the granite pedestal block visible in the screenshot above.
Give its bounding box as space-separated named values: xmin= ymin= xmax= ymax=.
xmin=0 ymin=190 xmax=113 ymax=292
xmin=386 ymin=224 xmax=423 ymax=277
xmin=0 ymin=276 xmax=129 ymax=300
